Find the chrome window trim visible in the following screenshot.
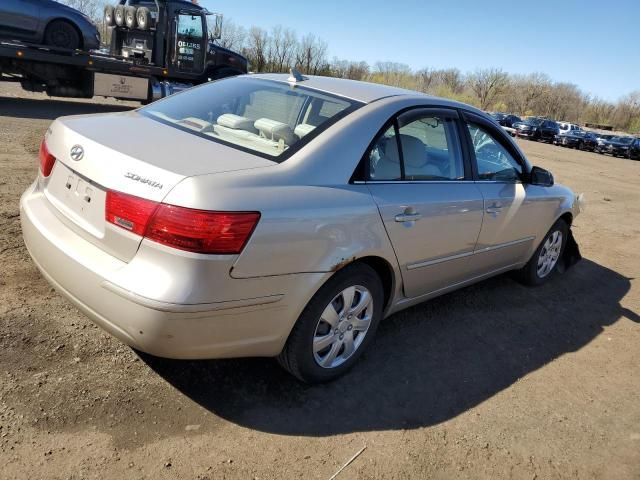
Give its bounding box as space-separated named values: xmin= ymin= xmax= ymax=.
xmin=354 ymin=180 xmax=475 ymax=185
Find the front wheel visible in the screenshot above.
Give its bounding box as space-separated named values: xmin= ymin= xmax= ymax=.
xmin=278 ymin=263 xmax=384 ymax=383
xmin=515 ymin=219 xmax=568 ymax=286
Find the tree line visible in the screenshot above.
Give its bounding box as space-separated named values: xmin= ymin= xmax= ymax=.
xmin=57 ymin=1 xmax=640 ymax=133
xmin=219 ymin=20 xmax=639 ymax=133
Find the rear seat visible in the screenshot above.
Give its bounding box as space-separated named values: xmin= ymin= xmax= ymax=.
xmin=210 ymin=114 xmax=302 ymax=154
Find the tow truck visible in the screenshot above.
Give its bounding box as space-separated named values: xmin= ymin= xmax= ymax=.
xmin=0 ymin=0 xmax=248 ymax=103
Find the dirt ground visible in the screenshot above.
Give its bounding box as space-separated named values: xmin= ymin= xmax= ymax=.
xmin=0 ymin=82 xmax=639 ymax=480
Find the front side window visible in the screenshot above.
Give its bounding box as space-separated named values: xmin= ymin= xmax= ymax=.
xmin=466 ymin=123 xmax=523 ymax=182
xmin=141 ymin=78 xmax=359 ymax=160
xmin=177 ymin=13 xmax=203 ymax=38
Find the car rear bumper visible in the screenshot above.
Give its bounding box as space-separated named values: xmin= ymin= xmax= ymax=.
xmin=20 ymin=181 xmax=326 ymax=359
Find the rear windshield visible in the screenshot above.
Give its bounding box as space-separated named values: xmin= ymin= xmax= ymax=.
xmin=140 ymin=77 xmax=361 ymax=161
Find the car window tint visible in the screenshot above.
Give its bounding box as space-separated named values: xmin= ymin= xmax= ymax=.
xmin=466 ymin=122 xmax=523 ymax=182
xmin=396 ymin=112 xmax=464 ymax=180
xmin=368 ymin=125 xmax=401 ymax=180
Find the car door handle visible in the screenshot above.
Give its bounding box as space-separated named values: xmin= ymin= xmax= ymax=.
xmin=395 ymin=212 xmax=422 ymax=222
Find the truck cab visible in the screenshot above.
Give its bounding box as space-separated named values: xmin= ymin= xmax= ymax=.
xmin=107 ymin=0 xmax=247 ymax=82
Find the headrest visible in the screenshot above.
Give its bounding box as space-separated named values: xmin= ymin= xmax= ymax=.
xmin=384 ymin=134 xmax=426 ymax=167
xmin=217 ymin=114 xmax=256 ymax=132
xmin=254 ymin=118 xmax=296 ymax=145
xmin=294 ymin=123 xmax=316 ymax=139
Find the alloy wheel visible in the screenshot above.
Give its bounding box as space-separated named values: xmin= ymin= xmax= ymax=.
xmin=537 ymin=231 xmax=563 ymax=278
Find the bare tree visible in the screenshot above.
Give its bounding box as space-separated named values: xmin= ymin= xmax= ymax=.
xmin=215 ymin=18 xmax=247 ymax=52
xmin=268 ymin=25 xmax=297 ymax=73
xmin=295 ymin=34 xmax=328 ymax=75
xmin=244 ymin=26 xmax=269 ymax=72
xmin=59 ymin=0 xmax=105 ymax=20
xmin=468 ymin=68 xmax=509 ymax=110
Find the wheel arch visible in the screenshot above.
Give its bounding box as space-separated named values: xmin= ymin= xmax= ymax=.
xmin=333 ymin=255 xmax=397 ymax=316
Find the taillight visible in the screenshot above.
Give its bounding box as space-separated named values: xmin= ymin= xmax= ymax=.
xmin=39 ymin=139 xmax=56 ymax=177
xmin=105 ymin=190 xmax=158 ymax=236
xmin=105 ymin=190 xmax=260 ymax=254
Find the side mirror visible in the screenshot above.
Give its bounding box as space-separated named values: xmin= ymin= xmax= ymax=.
xmin=529 ymin=166 xmax=554 ymax=187
xmin=208 ymin=13 xmax=222 ymax=40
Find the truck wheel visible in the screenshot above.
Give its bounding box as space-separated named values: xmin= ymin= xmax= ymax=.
xmin=104 ymin=5 xmax=115 ymax=26
xmin=124 ymin=6 xmax=137 ymax=29
xmin=136 ymin=7 xmax=153 ymax=30
xmin=44 ymin=20 xmax=81 ymax=50
xmin=114 ymin=5 xmax=126 ymax=27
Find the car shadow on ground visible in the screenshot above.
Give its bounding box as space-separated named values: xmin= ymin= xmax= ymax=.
xmin=140 ymin=259 xmax=638 ymax=436
xmin=0 ymin=95 xmax=135 ymax=119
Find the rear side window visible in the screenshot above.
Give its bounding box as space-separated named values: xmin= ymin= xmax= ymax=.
xmin=141 ymin=77 xmax=361 ymax=161
xmin=396 ymin=111 xmax=464 ymax=180
xmin=367 ymin=110 xmax=464 ymax=181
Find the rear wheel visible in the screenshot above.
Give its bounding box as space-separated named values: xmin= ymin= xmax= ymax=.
xmin=515 ymin=219 xmax=568 ymax=286
xmin=114 ymin=5 xmax=125 ymax=27
xmin=278 ymin=263 xmax=384 ymax=383
xmin=124 ymin=6 xmax=137 ymax=29
xmin=104 ymin=5 xmax=115 ymax=26
xmin=44 ymin=20 xmax=81 ymax=50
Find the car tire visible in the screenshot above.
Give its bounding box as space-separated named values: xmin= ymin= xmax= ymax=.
xmin=277 ymin=263 xmax=384 ymax=383
xmin=44 ymin=20 xmax=81 ymax=50
xmin=515 ymin=219 xmax=568 ymax=287
xmin=104 ymin=5 xmax=115 ymax=26
xmin=577 ymin=141 xmax=583 ymax=150
xmin=124 ymin=6 xmax=137 ymax=29
xmin=114 ymin=5 xmax=126 ymax=27
xmin=136 ymin=7 xmax=153 ymax=30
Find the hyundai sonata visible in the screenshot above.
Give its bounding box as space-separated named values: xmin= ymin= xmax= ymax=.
xmin=21 ymin=73 xmax=583 ymax=383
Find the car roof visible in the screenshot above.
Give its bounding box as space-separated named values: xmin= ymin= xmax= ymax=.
xmin=249 ymin=73 xmax=433 ymax=104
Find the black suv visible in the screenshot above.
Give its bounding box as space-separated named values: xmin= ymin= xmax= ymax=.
xmin=515 ymin=118 xmax=560 ymax=142
xmin=490 ymin=112 xmax=522 ymax=128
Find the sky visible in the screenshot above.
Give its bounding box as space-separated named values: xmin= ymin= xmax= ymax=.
xmin=201 ymin=0 xmax=638 ymax=102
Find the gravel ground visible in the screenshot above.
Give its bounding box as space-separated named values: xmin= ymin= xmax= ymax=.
xmin=0 ymin=83 xmax=639 ymax=479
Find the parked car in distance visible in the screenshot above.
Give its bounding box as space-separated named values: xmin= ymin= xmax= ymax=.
xmin=558 ymin=122 xmax=581 ymax=136
xmin=20 ymin=74 xmax=583 ymax=383
xmin=554 ymin=130 xmax=598 ymax=151
xmin=593 ymin=134 xmax=615 ymax=153
xmin=490 ymin=112 xmax=522 ymax=128
xmin=602 ymin=136 xmax=635 ymax=157
xmin=0 ymin=0 xmax=100 ymax=50
xmin=515 ymin=117 xmax=560 ymax=142
xmin=629 ymin=138 xmax=640 ymax=160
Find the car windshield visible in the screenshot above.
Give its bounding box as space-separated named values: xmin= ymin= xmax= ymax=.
xmin=140 ymin=78 xmax=361 ymax=161
xmin=525 ymin=118 xmax=544 ymax=126
xmin=615 ymin=137 xmax=634 ymax=144
xmin=490 ymin=113 xmax=506 ymax=120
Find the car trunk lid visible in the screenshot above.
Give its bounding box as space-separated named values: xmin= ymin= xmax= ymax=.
xmin=42 ymin=111 xmax=275 ymax=262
